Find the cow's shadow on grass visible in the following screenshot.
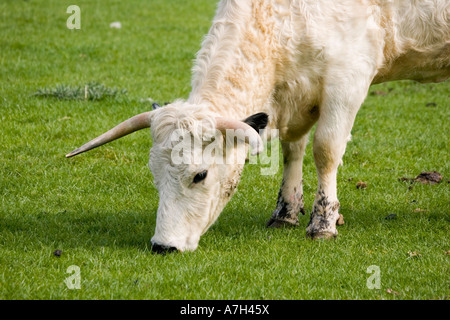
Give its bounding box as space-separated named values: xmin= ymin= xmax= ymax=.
xmin=1 ymin=209 xmax=157 ymax=252
xmin=2 ymin=206 xmax=279 ymax=252
xmin=3 ymin=203 xmax=442 ymax=253
xmin=2 ymin=206 xmax=294 ymax=252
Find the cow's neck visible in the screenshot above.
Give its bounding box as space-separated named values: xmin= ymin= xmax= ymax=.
xmin=188 ymin=0 xmax=280 ymax=121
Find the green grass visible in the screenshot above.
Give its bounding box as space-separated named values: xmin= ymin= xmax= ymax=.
xmin=33 ymin=82 xmax=127 ymax=101
xmin=0 ymin=0 xmax=449 ymax=300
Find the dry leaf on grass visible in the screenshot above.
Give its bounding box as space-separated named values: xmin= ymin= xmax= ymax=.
xmin=356 ymin=181 xmax=367 ymax=189
xmin=400 ymin=171 xmax=443 ymax=185
xmin=408 ymin=251 xmax=421 ymax=258
xmin=386 ymin=289 xmax=401 ymax=296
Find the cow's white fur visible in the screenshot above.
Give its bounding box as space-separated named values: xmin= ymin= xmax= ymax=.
xmin=148 ymin=0 xmax=449 ymax=251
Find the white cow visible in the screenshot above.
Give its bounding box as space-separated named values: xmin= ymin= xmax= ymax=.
xmin=66 ymin=0 xmax=449 ymax=252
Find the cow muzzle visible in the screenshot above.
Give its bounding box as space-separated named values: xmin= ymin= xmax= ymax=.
xmin=151 ymin=242 xmax=178 ymax=254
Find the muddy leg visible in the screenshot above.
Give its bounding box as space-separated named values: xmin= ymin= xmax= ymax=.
xmin=267 ymin=136 xmax=308 ymax=228
xmin=306 ymin=71 xmax=371 ymax=239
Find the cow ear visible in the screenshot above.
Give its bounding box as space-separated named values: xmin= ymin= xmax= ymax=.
xmin=242 ymin=112 xmax=268 ymax=133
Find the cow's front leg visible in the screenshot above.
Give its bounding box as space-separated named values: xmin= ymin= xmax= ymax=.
xmin=267 ymin=137 xmax=308 ymax=228
xmin=306 ymin=125 xmax=352 ymax=239
xmin=306 ymin=76 xmax=370 ymax=239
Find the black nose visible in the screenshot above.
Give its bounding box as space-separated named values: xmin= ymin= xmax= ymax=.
xmin=151 ymin=243 xmax=178 ymax=254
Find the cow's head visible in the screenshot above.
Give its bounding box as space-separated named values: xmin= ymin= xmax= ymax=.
xmin=66 ymin=101 xmax=268 ymax=253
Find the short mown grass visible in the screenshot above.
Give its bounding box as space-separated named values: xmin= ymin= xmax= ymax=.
xmin=0 ymin=0 xmax=448 ymax=300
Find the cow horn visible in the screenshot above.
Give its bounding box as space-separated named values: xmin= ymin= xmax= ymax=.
xmin=215 ymin=117 xmax=264 ymax=155
xmin=65 ymin=111 xmax=153 ymax=158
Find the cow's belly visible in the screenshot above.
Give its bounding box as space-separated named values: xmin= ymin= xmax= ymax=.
xmin=373 ymin=43 xmax=450 ymax=84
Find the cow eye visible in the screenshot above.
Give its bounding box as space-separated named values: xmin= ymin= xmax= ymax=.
xmin=193 ymin=170 xmax=208 ymax=184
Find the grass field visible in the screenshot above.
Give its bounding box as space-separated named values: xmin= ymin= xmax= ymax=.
xmin=0 ymin=0 xmax=449 ymax=300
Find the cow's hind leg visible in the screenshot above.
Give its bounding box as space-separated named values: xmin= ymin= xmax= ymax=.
xmin=267 ymin=136 xmax=308 ymax=228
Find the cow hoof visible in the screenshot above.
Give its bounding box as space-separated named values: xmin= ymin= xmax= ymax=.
xmin=336 ymin=214 xmax=344 ymax=226
xmin=306 ymin=230 xmax=337 ymax=240
xmin=266 ymin=218 xmax=298 ymax=228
